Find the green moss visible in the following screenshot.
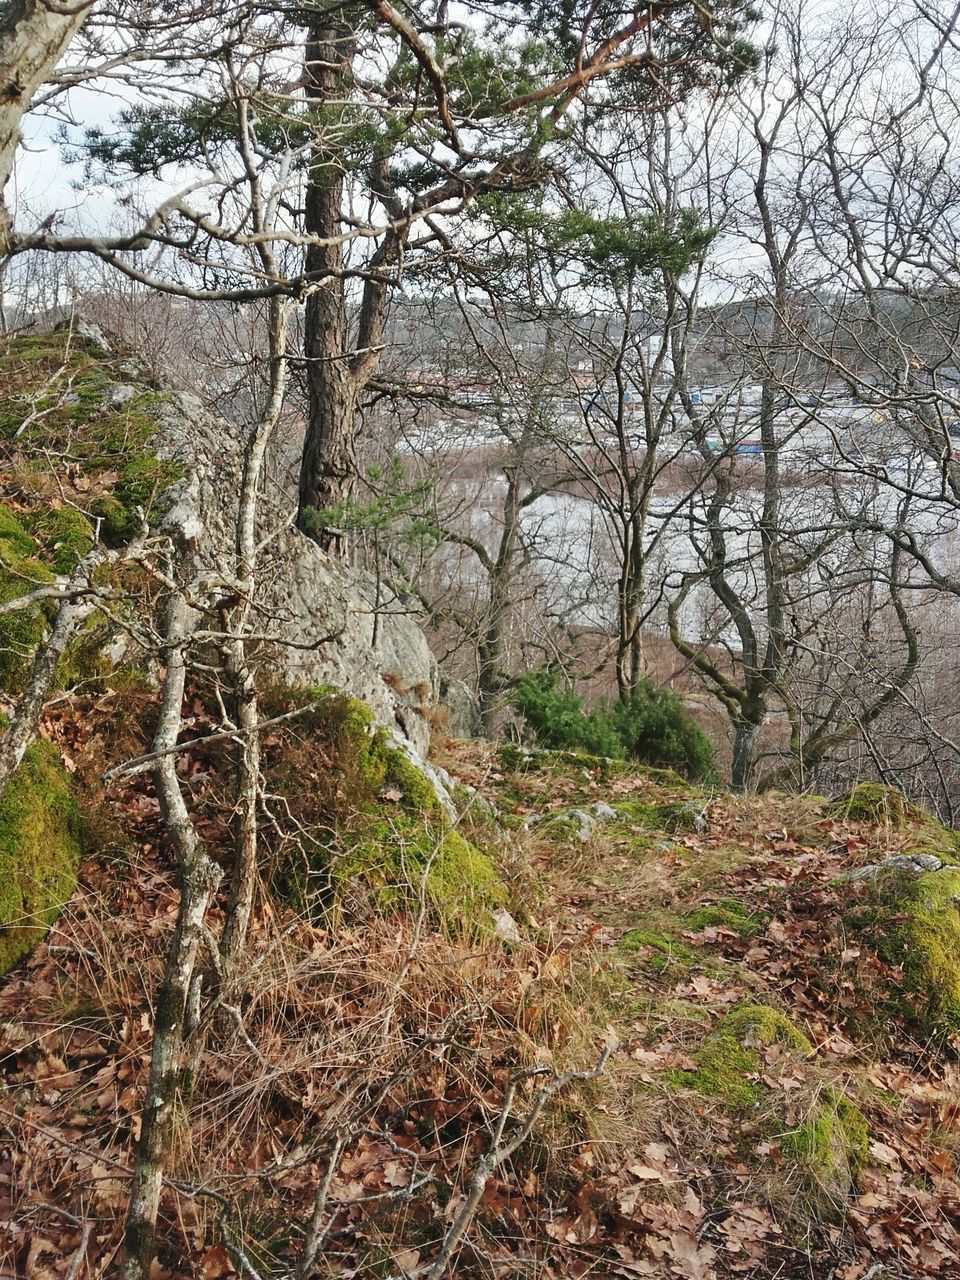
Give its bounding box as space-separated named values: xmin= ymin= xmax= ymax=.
xmin=0 ymin=507 xmax=55 ymax=693
xmin=426 ymin=829 xmax=504 ymax=920
xmin=55 ymin=613 xmax=114 ymax=691
xmin=849 ymin=866 xmax=960 ymax=1033
xmin=780 ymin=1089 xmax=868 ymax=1197
xmin=90 ymin=496 xmax=136 ymax=547
xmin=901 ymin=870 xmax=960 ymax=1025
xmin=114 ymin=454 xmax=179 ymax=510
xmin=496 ymin=742 xmax=627 ymax=778
xmin=270 ymin=693 xmax=504 ymax=929
xmin=29 ymin=507 xmax=94 ymax=573
xmin=685 ymin=901 xmax=768 ymax=938
xmin=0 ymin=506 xmax=37 ymax=559
xmin=890 ymin=865 xmax=960 ymax=1024
xmin=0 ymin=740 xmax=81 ymax=975
xmin=668 ymin=1004 xmax=812 ymax=1106
xmin=834 ymin=782 xmax=918 ymax=827
xmin=619 ymin=927 xmax=697 ymax=973
xmin=833 ymin=784 xmax=959 ymax=867
xmin=0 ymin=336 xmax=181 ymax=551
xmin=612 ymin=797 xmax=706 ymax=833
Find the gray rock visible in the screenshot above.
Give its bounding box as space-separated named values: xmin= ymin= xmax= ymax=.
xmin=102 ymin=383 xmax=137 ymax=409
xmin=442 ymin=677 xmax=482 ymax=739
xmin=527 ymin=800 xmax=619 ymax=843
xmin=54 ymin=316 xmax=113 ymax=356
xmin=844 ymin=853 xmax=945 ymax=882
xmin=114 ymin=363 xmax=442 ymax=761
xmin=492 ymin=907 xmax=521 ymax=944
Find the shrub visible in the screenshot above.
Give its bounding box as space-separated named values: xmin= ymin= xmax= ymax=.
xmin=511 ymin=670 xmax=622 ymax=757
xmin=511 ymin=669 xmax=716 ymax=782
xmin=610 ymin=685 xmax=717 ymax=781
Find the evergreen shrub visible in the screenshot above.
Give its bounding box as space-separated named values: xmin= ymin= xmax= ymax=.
xmin=511 ymin=669 xmax=716 ymax=782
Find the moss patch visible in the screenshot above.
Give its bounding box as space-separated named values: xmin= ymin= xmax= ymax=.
xmin=0 ymin=505 xmax=55 ymax=693
xmin=781 ymin=1089 xmax=868 ymax=1198
xmin=612 ymin=797 xmax=707 ymax=833
xmin=845 ymin=865 xmax=960 ymax=1034
xmin=0 ymin=332 xmax=182 ymax=549
xmin=267 ymin=693 xmax=505 ymax=930
xmin=0 ymin=740 xmax=81 ymax=975
xmin=833 ymin=782 xmax=918 ymax=826
xmin=29 ymin=506 xmax=94 ymax=573
xmin=619 ymin=927 xmax=697 ymax=973
xmin=685 ymin=900 xmax=768 ymax=938
xmin=833 ymin=783 xmax=959 ymax=866
xmin=668 ymin=1004 xmax=812 ymax=1106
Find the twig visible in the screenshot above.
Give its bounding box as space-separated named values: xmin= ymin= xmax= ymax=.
xmin=102 ymin=701 xmax=322 ymax=782
xmin=401 ymin=1042 xmax=616 ymax=1280
xmin=297 ymin=1134 xmax=346 ymax=1279
xmin=65 ymin=1219 xmax=94 ymax=1280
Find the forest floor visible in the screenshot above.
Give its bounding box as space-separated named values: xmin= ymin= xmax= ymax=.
xmin=2 ymin=713 xmax=960 ymax=1279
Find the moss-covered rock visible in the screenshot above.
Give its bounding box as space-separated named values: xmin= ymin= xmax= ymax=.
xmin=29 ymin=506 xmax=94 ymax=573
xmin=844 ymin=865 xmax=960 ymax=1034
xmin=834 ymin=782 xmax=920 ymax=828
xmin=269 ymin=693 xmax=504 ymax=930
xmin=612 ymin=797 xmax=708 ymax=833
xmin=0 ymin=506 xmax=55 ymax=693
xmin=781 ymin=1088 xmax=868 ymax=1199
xmin=0 ymin=740 xmax=82 ymax=975
xmin=0 ymin=501 xmax=120 ymax=693
xmin=668 ymin=1004 xmax=812 ymax=1106
xmin=90 ymin=496 xmax=136 ymax=548
xmin=834 ymin=783 xmax=959 ymax=867
xmin=0 ymin=333 xmax=182 ymax=551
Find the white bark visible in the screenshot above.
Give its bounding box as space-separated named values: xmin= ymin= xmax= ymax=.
xmin=122 ymin=587 xmax=223 ymax=1280
xmin=0 ymin=550 xmax=110 ymax=801
xmin=0 ymin=0 xmax=97 ymax=252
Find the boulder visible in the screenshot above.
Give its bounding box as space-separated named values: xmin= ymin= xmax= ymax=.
xmin=112 ymin=375 xmax=441 ymax=757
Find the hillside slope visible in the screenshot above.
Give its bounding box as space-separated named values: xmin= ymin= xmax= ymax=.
xmin=2 ymin=712 xmax=959 ymax=1278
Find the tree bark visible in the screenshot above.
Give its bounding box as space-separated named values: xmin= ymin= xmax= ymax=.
xmin=123 ymin=589 xmax=222 ymax=1280
xmin=297 ymin=17 xmax=357 ymax=550
xmin=731 ymin=716 xmax=762 ymax=792
xmin=0 ymin=0 xmax=95 ymax=254
xmin=0 ymin=552 xmax=107 ymax=801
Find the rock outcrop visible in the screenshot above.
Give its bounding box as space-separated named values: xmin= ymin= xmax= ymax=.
xmin=65 ymin=322 xmax=442 ymax=755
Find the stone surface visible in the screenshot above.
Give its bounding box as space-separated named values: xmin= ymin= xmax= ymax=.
xmin=492 ymin=907 xmax=521 ymax=943
xmin=54 ymin=316 xmax=113 ymax=356
xmin=441 ymin=677 xmax=482 ymax=739
xmin=843 ymin=853 xmax=945 ymax=882
xmin=527 ymin=800 xmax=619 ymax=842
xmin=105 ymin=368 xmax=440 ymax=757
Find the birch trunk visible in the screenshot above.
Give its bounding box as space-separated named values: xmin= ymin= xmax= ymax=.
xmin=0 ymin=0 xmax=96 ymax=252
xmin=122 ymin=590 xmax=223 ymax=1280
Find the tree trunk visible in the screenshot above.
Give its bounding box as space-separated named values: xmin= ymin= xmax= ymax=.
xmin=616 ymin=552 xmax=644 ymax=701
xmin=123 ymin=590 xmax=222 ymax=1279
xmin=0 ymin=0 xmax=95 ymax=253
xmin=477 ymin=467 xmax=524 ymax=733
xmin=297 ymin=18 xmax=357 ymax=549
xmin=731 ymin=717 xmax=761 ymax=791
